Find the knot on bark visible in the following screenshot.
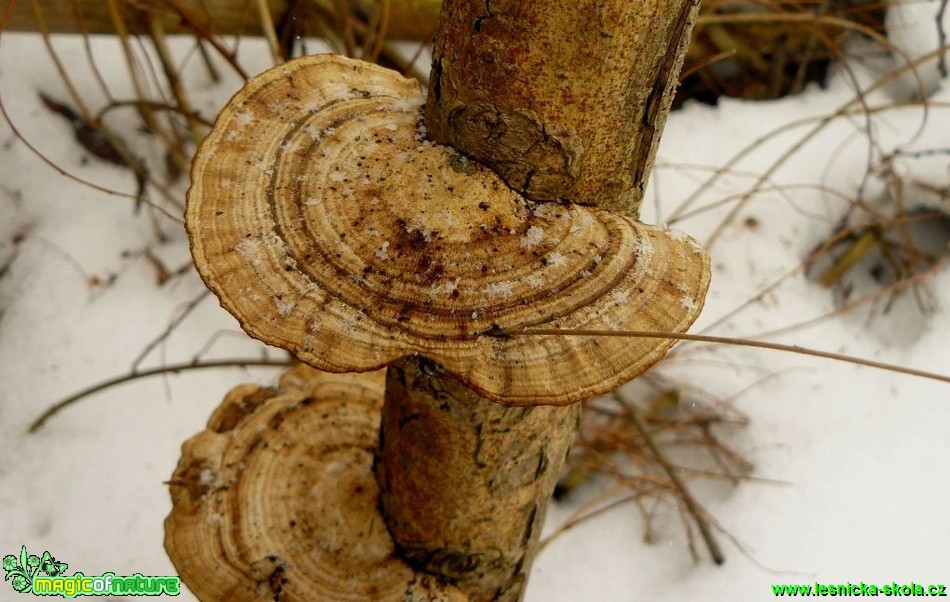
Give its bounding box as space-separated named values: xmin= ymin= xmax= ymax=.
xmin=443 ymin=103 xmax=583 ymax=201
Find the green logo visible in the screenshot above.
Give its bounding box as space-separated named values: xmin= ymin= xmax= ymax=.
xmin=3 ymin=546 xmax=180 ymax=597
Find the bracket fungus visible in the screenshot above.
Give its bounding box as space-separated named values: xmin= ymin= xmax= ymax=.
xmin=164 ymin=366 xmax=465 ymax=601
xmin=170 ymin=53 xmax=710 ymax=601
xmin=186 ymin=55 xmax=709 ymax=406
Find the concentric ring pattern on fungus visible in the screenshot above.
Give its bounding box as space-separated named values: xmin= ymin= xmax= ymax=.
xmin=187 ymin=54 xmax=710 ymax=405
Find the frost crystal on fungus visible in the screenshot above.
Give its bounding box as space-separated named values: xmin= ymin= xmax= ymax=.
xmin=235 ymin=239 xmax=263 ymax=266
xmin=483 ymin=281 xmax=515 ymax=298
xmin=569 ymin=212 xmax=595 ymax=234
xmin=276 ymin=298 xmax=295 ymax=317
xmin=634 ymin=235 xmax=654 ymax=259
xmin=666 ymin=227 xmax=688 ymax=241
xmin=232 ymin=111 xmax=254 ymax=129
xmin=546 ymin=251 xmax=567 ymax=268
xmin=198 ymin=467 xmax=216 ymax=486
xmin=520 ymin=226 xmax=545 ymax=250
xmin=429 ymin=279 xmax=460 ymax=299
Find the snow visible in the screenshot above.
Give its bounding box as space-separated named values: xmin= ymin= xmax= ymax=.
xmin=1 ymin=32 xmax=949 ymax=602
xmin=610 ymin=289 xmax=631 ymax=305
xmin=235 ymin=239 xmax=263 ymax=265
xmin=231 ymin=110 xmax=254 ymax=129
xmin=546 ymin=251 xmax=568 ymax=268
xmin=429 ymin=278 xmax=459 ymax=299
xmin=884 ymin=0 xmax=950 ymax=99
xmin=483 ymin=281 xmax=515 ymax=298
xmin=521 ymin=225 xmax=545 ymax=249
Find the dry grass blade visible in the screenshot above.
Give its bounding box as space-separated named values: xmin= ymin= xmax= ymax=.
xmin=516 ymin=328 xmax=950 ymax=384
xmin=255 ymin=0 xmax=283 ymax=63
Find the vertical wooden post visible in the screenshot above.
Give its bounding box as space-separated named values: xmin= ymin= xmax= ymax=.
xmin=377 ymin=1 xmax=701 ymax=599
xmin=424 ymin=0 xmax=701 ymax=217
xmin=376 ymin=359 xmax=579 ymax=602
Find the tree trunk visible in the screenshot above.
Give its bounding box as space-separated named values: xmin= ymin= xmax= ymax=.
xmin=376 ymin=1 xmax=701 ymax=600
xmin=424 ymin=0 xmax=701 ymax=216
xmin=376 ymin=358 xmax=579 ymax=602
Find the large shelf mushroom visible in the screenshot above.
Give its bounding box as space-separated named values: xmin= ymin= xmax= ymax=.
xmin=187 ymin=55 xmax=708 ymax=405
xmin=169 ymin=54 xmax=709 ymax=601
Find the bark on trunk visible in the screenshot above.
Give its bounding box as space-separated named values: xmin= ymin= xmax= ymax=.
xmin=375 ymin=358 xmax=579 ymax=602
xmin=377 ymin=1 xmax=700 ymax=599
xmin=424 ymin=0 xmax=701 ymax=217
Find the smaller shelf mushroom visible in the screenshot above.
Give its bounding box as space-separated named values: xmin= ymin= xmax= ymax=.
xmin=171 ymin=54 xmax=710 ymax=601
xmin=165 ymin=365 xmax=465 ymax=601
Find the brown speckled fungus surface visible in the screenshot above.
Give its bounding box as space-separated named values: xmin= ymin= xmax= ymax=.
xmin=187 ymin=54 xmax=710 ymax=406
xmin=164 ymin=366 xmax=466 ymax=601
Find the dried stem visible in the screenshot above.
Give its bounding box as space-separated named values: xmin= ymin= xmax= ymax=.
xmin=668 ymin=48 xmax=947 ymax=232
xmin=255 ymin=0 xmax=283 ymax=64
xmin=105 ymin=0 xmax=162 ymax=137
xmin=516 ymin=329 xmax=950 ymax=384
xmin=130 ymin=290 xmax=211 ymax=372
xmin=0 ymin=87 xmax=183 ymax=219
xmin=28 ymin=0 xmax=91 ymax=121
xmin=364 ymin=0 xmax=392 ymax=63
xmin=194 ymin=36 xmax=221 ymax=83
xmin=937 ymin=0 xmax=948 ymax=78
xmin=334 ymin=0 xmax=358 ymax=56
xmin=28 ymin=358 xmax=289 ymax=434
xmin=161 ymin=0 xmax=249 ymax=80
xmin=615 ymin=391 xmax=725 ymax=564
xmin=539 ymin=485 xmax=633 ymax=552
xmin=147 ymin=13 xmax=201 ymax=169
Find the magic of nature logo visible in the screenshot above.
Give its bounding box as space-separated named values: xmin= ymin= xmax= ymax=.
xmin=3 ymin=546 xmax=180 ymax=597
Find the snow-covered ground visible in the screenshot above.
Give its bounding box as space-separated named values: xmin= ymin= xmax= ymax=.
xmin=1 ymin=24 xmax=948 ymax=601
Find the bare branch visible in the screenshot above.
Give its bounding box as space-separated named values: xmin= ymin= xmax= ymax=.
xmin=29 ymin=358 xmax=290 ymax=434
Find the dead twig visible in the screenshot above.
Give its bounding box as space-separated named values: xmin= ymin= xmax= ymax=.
xmin=937 ymin=0 xmax=948 ymax=77
xmin=130 ymin=290 xmax=211 ymax=372
xmin=616 ymin=391 xmax=726 ymax=564
xmin=28 ymin=358 xmax=290 ymax=434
